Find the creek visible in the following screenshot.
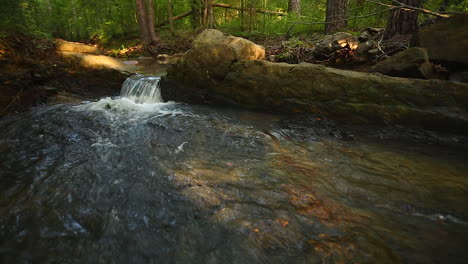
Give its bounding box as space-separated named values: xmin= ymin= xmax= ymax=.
xmin=0 ymin=75 xmax=467 ymax=263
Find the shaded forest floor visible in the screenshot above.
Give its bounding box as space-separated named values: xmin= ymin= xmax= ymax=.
xmin=0 ymin=31 xmax=127 ymax=116
xmin=105 ymin=30 xmax=379 ymax=71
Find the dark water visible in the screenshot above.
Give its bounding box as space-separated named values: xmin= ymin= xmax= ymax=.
xmin=0 ymin=78 xmax=467 ymax=263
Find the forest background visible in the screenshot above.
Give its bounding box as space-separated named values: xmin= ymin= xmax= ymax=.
xmin=1 ymin=0 xmax=467 ymax=51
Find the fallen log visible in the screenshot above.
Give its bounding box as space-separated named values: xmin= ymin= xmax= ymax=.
xmin=212 ymin=2 xmax=286 ymax=16
xmin=156 ymin=10 xmax=193 ymax=27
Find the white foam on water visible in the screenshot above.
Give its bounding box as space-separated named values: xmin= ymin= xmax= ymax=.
xmin=74 ymin=74 xmax=187 ymax=116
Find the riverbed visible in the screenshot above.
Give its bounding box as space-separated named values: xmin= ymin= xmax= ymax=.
xmin=0 ymin=76 xmax=467 ymax=263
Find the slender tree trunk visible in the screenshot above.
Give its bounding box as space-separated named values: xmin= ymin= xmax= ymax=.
xmin=191 ymin=0 xmax=203 ymax=28
xmin=168 ymin=0 xmax=175 ymax=35
xmin=240 ymin=0 xmax=245 ymax=31
xmin=439 ymin=0 xmax=449 ymax=11
xmin=208 ymin=0 xmax=214 ymax=28
xmin=288 ymin=0 xmax=300 ymax=15
xmin=384 ymin=0 xmax=421 ymax=39
xmin=325 ymin=0 xmax=348 ymax=33
xmin=146 ymin=0 xmax=158 ymax=43
xmin=203 ymin=0 xmax=208 ymax=26
xmin=248 ymin=3 xmax=254 ymax=32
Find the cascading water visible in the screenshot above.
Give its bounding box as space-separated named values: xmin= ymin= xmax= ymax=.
xmin=0 ymin=74 xmax=467 ymax=263
xmin=121 ymin=74 xmax=163 ymax=103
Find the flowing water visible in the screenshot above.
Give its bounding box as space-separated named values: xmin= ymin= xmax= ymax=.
xmin=0 ymin=75 xmax=467 ymax=263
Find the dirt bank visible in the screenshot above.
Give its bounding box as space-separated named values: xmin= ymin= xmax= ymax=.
xmin=0 ymin=32 xmax=128 ymax=116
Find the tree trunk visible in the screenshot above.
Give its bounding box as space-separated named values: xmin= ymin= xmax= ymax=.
xmin=240 ymin=0 xmax=245 ymax=31
xmin=325 ymin=0 xmax=348 ymax=33
xmin=145 ymin=0 xmax=158 ymax=43
xmin=439 ymin=0 xmax=449 ymax=11
xmin=135 ymin=0 xmax=151 ymax=43
xmin=203 ymin=0 xmax=208 ymax=26
xmin=288 ymin=0 xmax=300 ymax=15
xmin=208 ymin=0 xmax=214 ymax=28
xmin=168 ymin=0 xmax=175 ymax=35
xmin=191 ymin=0 xmax=203 ymax=28
xmin=384 ymin=0 xmax=421 ymax=39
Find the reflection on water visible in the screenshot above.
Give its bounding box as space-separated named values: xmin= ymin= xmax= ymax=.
xmin=0 ymin=97 xmax=467 ymax=263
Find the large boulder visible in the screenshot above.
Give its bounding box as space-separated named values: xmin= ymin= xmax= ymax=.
xmin=162 ymin=31 xmax=468 ymax=132
xmin=417 ymin=14 xmax=468 ymax=65
xmin=173 ymin=29 xmax=264 ymax=81
xmin=369 ymin=47 xmax=434 ymax=79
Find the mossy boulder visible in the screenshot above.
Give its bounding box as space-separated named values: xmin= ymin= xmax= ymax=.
xmin=172 ymin=29 xmax=264 ymax=82
xmin=417 ymin=14 xmax=468 ymax=65
xmin=369 ymin=47 xmax=433 ymax=79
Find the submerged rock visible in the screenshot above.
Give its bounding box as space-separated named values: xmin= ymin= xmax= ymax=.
xmin=162 ymin=30 xmax=468 ymax=132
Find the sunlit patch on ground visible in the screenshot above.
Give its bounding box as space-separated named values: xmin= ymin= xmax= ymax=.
xmin=57 ymin=39 xmax=100 ymax=54
xmin=60 ymin=51 xmax=136 ymax=71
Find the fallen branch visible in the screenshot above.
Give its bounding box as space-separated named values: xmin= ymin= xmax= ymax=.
xmin=391 ymin=0 xmax=450 ymax=18
xmin=288 ymin=7 xmax=394 ymax=25
xmin=156 ymin=3 xmax=286 ymax=28
xmin=156 ymin=10 xmax=193 ymax=27
xmin=0 ymin=87 xmax=23 ymax=115
xmin=212 ymin=2 xmax=286 ymax=16
xmin=365 ymin=0 xmax=450 ymax=18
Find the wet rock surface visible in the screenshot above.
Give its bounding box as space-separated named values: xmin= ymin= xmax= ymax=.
xmin=162 ymin=31 xmax=468 ymax=132
xmin=0 ymin=97 xmax=466 ymax=263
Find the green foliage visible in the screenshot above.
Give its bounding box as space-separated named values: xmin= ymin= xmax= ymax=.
xmin=0 ymin=0 xmax=26 ymax=29
xmin=0 ymin=0 xmax=465 ymax=44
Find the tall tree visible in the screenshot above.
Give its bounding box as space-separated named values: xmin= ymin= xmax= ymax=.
xmin=325 ymin=0 xmax=348 ymax=33
xmin=191 ymin=0 xmax=203 ymax=28
xmin=135 ymin=0 xmax=158 ymax=45
xmin=384 ymin=0 xmax=421 ymax=39
xmin=288 ymin=0 xmax=300 ymax=15
xmin=168 ymin=0 xmax=175 ymax=35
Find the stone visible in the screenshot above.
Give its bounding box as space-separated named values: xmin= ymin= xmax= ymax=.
xmin=369 ymin=47 xmax=432 ymax=79
xmin=417 ymin=14 xmax=468 ymax=65
xmin=162 ymin=31 xmax=468 ymax=132
xmin=355 ymin=41 xmax=376 ymax=62
xmin=449 ymin=71 xmax=468 ymax=83
xmin=174 ymin=29 xmax=264 ymax=82
xmin=367 ymin=48 xmax=380 ymax=56
xmin=267 ymin=55 xmax=278 ymax=62
xmin=156 ymin=53 xmax=183 ymax=64
xmin=358 ymin=28 xmax=384 ymax=42
xmin=314 ymin=32 xmax=359 ymax=55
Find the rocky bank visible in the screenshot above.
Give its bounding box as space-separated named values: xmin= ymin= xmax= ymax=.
xmin=162 ymin=29 xmax=468 ymax=132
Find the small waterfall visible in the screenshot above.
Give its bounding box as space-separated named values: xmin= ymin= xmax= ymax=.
xmin=121 ymin=75 xmax=163 ymax=104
